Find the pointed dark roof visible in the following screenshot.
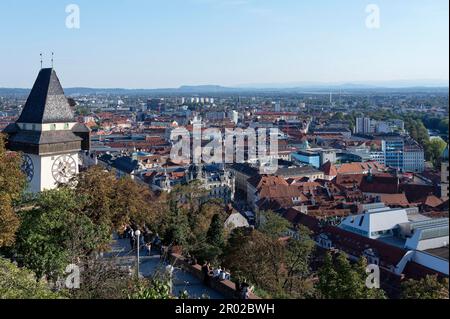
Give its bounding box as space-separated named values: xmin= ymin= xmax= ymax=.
xmin=17 ymin=68 xmax=75 ymax=124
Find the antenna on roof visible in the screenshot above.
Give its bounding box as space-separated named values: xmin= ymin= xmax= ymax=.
xmin=40 ymin=53 xmax=43 ymax=69
xmin=51 ymin=52 xmax=54 ymax=69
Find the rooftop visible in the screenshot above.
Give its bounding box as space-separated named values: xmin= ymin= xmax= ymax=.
xmin=424 ymin=247 xmax=449 ymax=261
xmin=17 ymin=68 xmax=75 ymax=124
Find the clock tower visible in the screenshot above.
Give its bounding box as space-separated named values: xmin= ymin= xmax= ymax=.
xmin=3 ymin=68 xmax=90 ymax=193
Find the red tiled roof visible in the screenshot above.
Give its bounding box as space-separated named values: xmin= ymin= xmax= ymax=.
xmin=336 ymin=161 xmax=385 ymax=175
xmin=335 ymin=174 xmax=364 ymax=188
xmin=360 ymin=175 xmax=399 ymax=194
xmin=320 ymin=161 xmax=338 ymax=177
xmin=248 ymin=175 xmax=289 ymax=189
xmin=401 ymin=183 xmax=438 ymax=203
xmin=379 ymin=193 xmax=410 ymax=207
xmin=422 ymin=195 xmax=444 ymax=208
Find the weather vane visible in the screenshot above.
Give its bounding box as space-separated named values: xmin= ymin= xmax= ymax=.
xmin=51 ymin=52 xmax=54 ymax=68
xmin=40 ymin=53 xmax=43 ymax=69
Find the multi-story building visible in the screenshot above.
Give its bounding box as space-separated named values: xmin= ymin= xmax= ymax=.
xmin=339 ymin=203 xmax=449 ymax=254
xmin=197 ymin=164 xmax=235 ymax=204
xmin=382 ymin=135 xmax=424 ymax=173
xmin=355 ymin=117 xmax=372 ymax=134
xmin=292 ymin=150 xmax=321 ymax=168
xmin=403 ymin=138 xmax=425 ymax=172
xmin=356 ymin=117 xmax=405 ymax=135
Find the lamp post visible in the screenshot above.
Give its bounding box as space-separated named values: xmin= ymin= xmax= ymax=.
xmin=135 ymin=230 xmax=141 ymax=280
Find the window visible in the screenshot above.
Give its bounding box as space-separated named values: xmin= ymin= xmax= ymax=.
xmin=50 ymin=124 xmax=56 ymax=130
xmin=64 ymin=123 xmax=70 ymax=129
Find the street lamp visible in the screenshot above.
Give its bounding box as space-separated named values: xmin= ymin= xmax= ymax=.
xmin=135 ymin=230 xmax=141 ymax=280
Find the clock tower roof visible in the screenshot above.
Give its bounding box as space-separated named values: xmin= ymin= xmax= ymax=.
xmin=17 ymin=68 xmax=75 ymax=124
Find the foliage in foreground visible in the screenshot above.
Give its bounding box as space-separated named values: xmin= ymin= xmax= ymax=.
xmin=316 ymin=252 xmax=386 ymax=299
xmin=0 ymin=257 xmax=62 ymax=299
xmin=401 ymin=275 xmax=449 ymax=299
xmin=0 ymin=134 xmax=26 ymax=248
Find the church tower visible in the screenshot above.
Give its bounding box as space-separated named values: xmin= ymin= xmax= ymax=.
xmin=3 ymin=68 xmax=89 ymax=193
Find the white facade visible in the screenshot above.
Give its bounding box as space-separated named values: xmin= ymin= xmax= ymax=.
xmin=18 ymin=120 xmax=81 ymax=193
xmin=340 ymin=205 xmax=449 ymax=253
xmin=26 ymin=152 xmax=80 ymax=193
xmin=340 ymin=207 xmax=409 ymax=239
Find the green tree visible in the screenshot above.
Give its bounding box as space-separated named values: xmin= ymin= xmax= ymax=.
xmin=332 ymin=112 xmax=345 ymax=121
xmin=0 ymin=257 xmax=62 ymax=299
xmin=259 ymin=210 xmax=291 ymax=239
xmin=223 ymin=228 xmax=286 ymax=297
xmin=427 ymin=138 xmax=447 ymax=168
xmin=317 ymin=252 xmax=340 ymax=298
xmin=401 ymin=275 xmax=449 ymax=299
xmin=206 ymin=214 xmax=225 ymax=248
xmin=317 ymin=253 xmax=386 ymax=299
xmin=128 ymin=280 xmax=173 ymax=299
xmin=283 ymin=226 xmax=315 ymax=296
xmin=439 ymin=118 xmax=449 ymax=135
xmin=14 ymin=188 xmax=106 ymax=280
xmin=163 ymin=201 xmax=191 ymax=248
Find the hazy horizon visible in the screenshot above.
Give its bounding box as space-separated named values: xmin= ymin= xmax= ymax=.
xmin=1 ymin=77 xmax=448 ymax=91
xmin=0 ymin=0 xmax=448 ymax=88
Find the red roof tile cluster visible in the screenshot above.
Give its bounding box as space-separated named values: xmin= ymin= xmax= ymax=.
xmin=401 ymin=183 xmax=438 ymax=203
xmin=248 ymin=175 xmax=289 ymax=189
xmin=320 ymin=161 xmax=338 ymax=177
xmin=378 ymin=193 xmax=410 ymax=207
xmin=336 ymin=161 xmax=385 ymax=175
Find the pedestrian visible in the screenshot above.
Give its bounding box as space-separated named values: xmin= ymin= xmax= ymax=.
xmin=239 ymin=282 xmax=250 ymax=299
xmin=129 ymin=229 xmax=135 ymax=251
xmin=146 ymin=242 xmax=152 ymax=256
xmin=202 ymin=261 xmax=211 ymax=285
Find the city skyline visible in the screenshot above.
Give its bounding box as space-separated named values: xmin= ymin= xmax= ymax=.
xmin=0 ymin=0 xmax=449 ymax=88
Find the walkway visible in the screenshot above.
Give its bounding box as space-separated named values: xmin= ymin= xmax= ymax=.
xmin=103 ymin=236 xmax=224 ymax=299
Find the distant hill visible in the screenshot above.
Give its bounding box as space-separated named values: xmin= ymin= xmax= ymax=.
xmin=1 ymin=81 xmax=448 ymax=97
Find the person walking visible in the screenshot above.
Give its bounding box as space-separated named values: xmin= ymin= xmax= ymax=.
xmin=129 ymin=229 xmax=135 ymax=251
xmin=202 ymin=261 xmax=211 ymax=285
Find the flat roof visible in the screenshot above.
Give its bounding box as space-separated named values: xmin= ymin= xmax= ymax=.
xmin=424 ymin=247 xmax=449 ymax=261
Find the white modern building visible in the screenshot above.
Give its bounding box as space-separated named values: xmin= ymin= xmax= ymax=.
xmin=340 ymin=203 xmax=449 ymax=251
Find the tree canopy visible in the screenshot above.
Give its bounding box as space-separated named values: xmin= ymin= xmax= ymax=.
xmin=401 ymin=275 xmax=449 ymax=299
xmin=223 ymin=226 xmax=316 ymax=298
xmin=0 ymin=134 xmax=26 ymax=247
xmin=0 ymin=257 xmax=62 ymax=299
xmin=316 ymin=252 xmax=386 ymax=299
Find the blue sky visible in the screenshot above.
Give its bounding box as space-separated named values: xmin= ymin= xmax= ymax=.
xmin=0 ymin=0 xmax=448 ymax=88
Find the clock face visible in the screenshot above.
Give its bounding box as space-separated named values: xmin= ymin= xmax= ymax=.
xmin=52 ymin=155 xmax=77 ymax=183
xmin=21 ymin=154 xmax=34 ymax=182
